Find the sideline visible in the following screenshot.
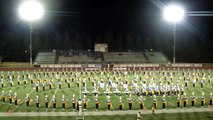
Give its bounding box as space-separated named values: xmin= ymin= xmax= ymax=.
xmin=0 ymin=108 xmax=212 ymax=117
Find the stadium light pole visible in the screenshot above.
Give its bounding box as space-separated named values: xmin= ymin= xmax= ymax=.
xmin=18 ymin=0 xmax=44 ymax=66
xmin=163 ymin=4 xmax=185 ymax=64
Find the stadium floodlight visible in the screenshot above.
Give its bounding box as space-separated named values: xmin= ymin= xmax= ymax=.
xmin=18 ymin=0 xmax=44 ymax=66
xmin=163 ymin=5 xmax=185 ymax=23
xmin=163 ymin=4 xmax=185 ymax=64
xmin=18 ymin=0 xmax=44 ymax=22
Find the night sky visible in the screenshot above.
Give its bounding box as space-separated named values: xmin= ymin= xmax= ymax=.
xmin=0 ymin=0 xmax=213 ymax=62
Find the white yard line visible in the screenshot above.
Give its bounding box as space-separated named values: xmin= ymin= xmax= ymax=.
xmin=48 ymin=88 xmax=59 ymax=109
xmin=167 ymin=100 xmax=175 ymax=106
xmin=133 ymin=96 xmax=140 ymax=103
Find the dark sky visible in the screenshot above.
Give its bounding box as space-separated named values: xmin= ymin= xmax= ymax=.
xmin=1 ymin=0 xmax=213 ymax=62
xmin=1 ymin=0 xmax=213 ymax=35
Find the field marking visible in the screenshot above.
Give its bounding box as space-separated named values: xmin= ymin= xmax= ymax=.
xmin=133 ymin=95 xmax=140 ymax=103
xmin=48 ymin=88 xmax=59 ymax=109
xmin=12 ymin=88 xmax=35 ymax=112
xmin=167 ymin=101 xmax=175 ymax=106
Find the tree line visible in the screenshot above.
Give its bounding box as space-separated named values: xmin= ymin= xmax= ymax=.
xmin=0 ymin=28 xmax=212 ymax=63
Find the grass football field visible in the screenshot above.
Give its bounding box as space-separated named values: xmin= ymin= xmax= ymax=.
xmin=0 ymin=68 xmax=213 ymax=112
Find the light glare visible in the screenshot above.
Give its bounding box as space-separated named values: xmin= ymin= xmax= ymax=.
xmin=18 ymin=0 xmax=44 ymax=22
xmin=163 ymin=5 xmax=185 ymax=23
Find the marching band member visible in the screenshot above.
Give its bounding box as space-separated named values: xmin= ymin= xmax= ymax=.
xmin=45 ymin=95 xmax=49 ymax=110
xmin=25 ymin=93 xmax=30 ymax=107
xmin=36 ymin=95 xmax=40 ymax=109
xmin=58 ymin=79 xmax=62 ymax=89
xmin=1 ymin=79 xmax=4 ymax=89
xmin=119 ymin=96 xmax=124 ymax=111
xmin=92 ymin=85 xmax=99 ymax=96
xmin=177 ymin=94 xmax=181 ymax=108
xmin=9 ymin=90 xmax=13 ymax=105
xmin=104 ymin=84 xmax=110 ymax=96
xmin=83 ymin=85 xmax=89 ymax=95
xmin=139 ymin=96 xmax=145 ymax=110
xmin=52 ymin=95 xmax=57 ymax=110
xmin=166 ymin=85 xmax=170 ymax=96
xmin=95 ymin=94 xmax=100 ymax=111
xmin=181 ymin=84 xmax=184 ymax=95
xmin=2 ymin=91 xmax=6 ymax=104
xmin=107 ymin=95 xmax=112 ymax=111
xmin=99 ymin=80 xmax=105 ymax=90
xmin=154 ymin=85 xmax=159 ymax=96
xmin=113 ymin=82 xmax=120 ymax=95
xmin=72 ymin=94 xmax=77 ymax=110
xmin=42 ymin=81 xmax=46 ymax=91
xmin=10 ymin=79 xmax=13 ymax=88
xmin=49 ymin=79 xmax=53 ymax=89
xmin=17 ymin=78 xmax=21 ymax=87
xmin=184 ymin=78 xmax=188 ymax=87
xmin=24 ymin=78 xmax=27 ymax=86
xmin=128 ymin=94 xmax=134 ymax=110
xmin=192 ymin=79 xmax=196 ymax=87
xmin=162 ymin=95 xmax=166 ymax=109
xmin=67 ymin=79 xmax=71 ymax=88
xmin=77 ymin=98 xmax=82 ymax=112
xmin=82 ymin=77 xmax=86 ymax=87
xmin=200 ymin=78 xmax=204 ymax=88
xmin=77 ymin=79 xmax=80 ymax=87
xmin=35 ymin=82 xmax=39 ymax=93
xmin=83 ymin=95 xmax=88 ymax=110
xmin=30 ymin=78 xmax=34 ymax=85
xmin=14 ymin=93 xmax=18 ymax=107
xmin=210 ymin=93 xmax=212 ymax=106
xmin=62 ymin=95 xmax=66 ymax=109
xmin=183 ymin=93 xmax=187 ymax=108
xmin=191 ymin=92 xmax=196 ymax=107
xmin=201 ymin=92 xmax=205 ymax=107
xmin=123 ymin=82 xmax=130 ymax=95
xmin=153 ymin=95 xmax=157 ymax=109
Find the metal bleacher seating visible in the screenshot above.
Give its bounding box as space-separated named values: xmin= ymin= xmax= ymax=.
xmin=58 ymin=51 xmax=102 ymax=64
xmin=34 ymin=52 xmax=56 ymax=64
xmin=103 ymin=52 xmax=149 ymax=63
xmin=35 ymin=50 xmax=170 ymax=64
xmin=144 ymin=52 xmax=169 ymax=63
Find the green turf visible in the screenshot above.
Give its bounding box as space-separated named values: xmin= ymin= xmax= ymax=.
xmin=0 ymin=112 xmax=213 ymax=120
xmin=0 ymin=69 xmax=213 ymax=112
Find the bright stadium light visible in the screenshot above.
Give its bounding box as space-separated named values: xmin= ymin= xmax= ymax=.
xmin=163 ymin=5 xmax=185 ymax=23
xmin=18 ymin=0 xmax=44 ymax=22
xmin=163 ymin=4 xmax=185 ymax=64
xmin=18 ymin=0 xmax=44 ymax=66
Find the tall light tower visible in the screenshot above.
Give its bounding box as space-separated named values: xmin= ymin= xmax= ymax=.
xmin=18 ymin=0 xmax=44 ymax=66
xmin=163 ymin=4 xmax=185 ymax=64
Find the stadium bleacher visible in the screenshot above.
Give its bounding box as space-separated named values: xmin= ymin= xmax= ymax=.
xmin=103 ymin=52 xmax=149 ymax=63
xmin=34 ymin=52 xmax=56 ymax=64
xmin=58 ymin=50 xmax=102 ymax=64
xmin=34 ymin=50 xmax=170 ymax=64
xmin=145 ymin=52 xmax=170 ymax=63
